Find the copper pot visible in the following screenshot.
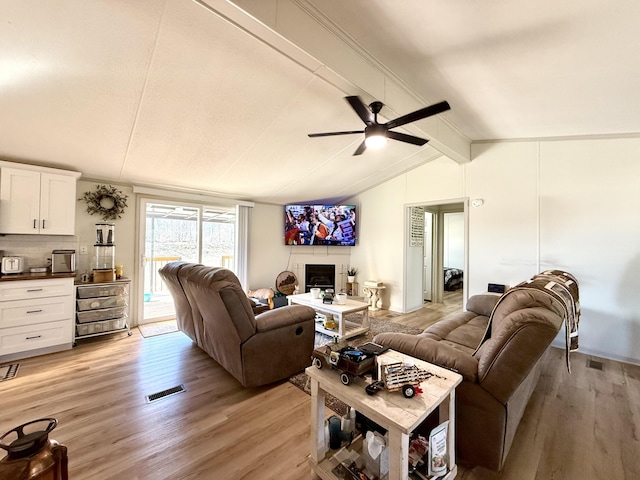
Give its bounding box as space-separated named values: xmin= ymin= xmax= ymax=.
xmin=0 ymin=418 xmax=68 ymax=480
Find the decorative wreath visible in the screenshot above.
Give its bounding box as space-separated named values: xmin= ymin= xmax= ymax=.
xmin=79 ymin=184 xmax=129 ymax=221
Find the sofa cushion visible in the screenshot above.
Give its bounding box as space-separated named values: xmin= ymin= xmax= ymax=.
xmin=219 ymin=285 xmax=258 ymax=340
xmin=489 ymin=288 xmax=565 ymax=338
xmin=466 ymin=293 xmax=500 ymax=317
xmin=423 ymin=310 xmax=489 ymax=352
xmin=475 ymin=306 xmax=563 ymax=403
xmin=158 ymin=261 xmax=199 ymax=343
xmin=372 ymin=332 xmax=480 ymax=382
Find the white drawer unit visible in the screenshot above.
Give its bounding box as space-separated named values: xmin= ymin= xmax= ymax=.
xmin=0 ymin=296 xmax=73 ymax=329
xmin=75 ymin=279 xmax=131 ymax=341
xmin=0 ymin=278 xmax=73 ymax=301
xmin=0 ymin=277 xmax=74 ymax=362
xmin=0 ymin=320 xmax=73 ymax=357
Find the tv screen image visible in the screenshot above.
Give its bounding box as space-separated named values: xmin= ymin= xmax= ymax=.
xmin=285 ymin=204 xmax=356 ymax=246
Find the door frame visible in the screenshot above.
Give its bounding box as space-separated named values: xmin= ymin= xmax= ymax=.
xmin=135 ymin=197 xmax=202 ymax=325
xmin=402 ymin=198 xmax=468 ymax=313
xmin=132 ymin=186 xmax=253 ymax=326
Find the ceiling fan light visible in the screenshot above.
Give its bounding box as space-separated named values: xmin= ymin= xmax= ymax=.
xmin=365 ymin=133 xmax=387 ymax=149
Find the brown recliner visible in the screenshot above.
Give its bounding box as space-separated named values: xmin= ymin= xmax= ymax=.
xmin=374 ymin=271 xmax=579 ymax=471
xmin=157 ymin=261 xmax=200 ymax=344
xmin=159 ymin=262 xmax=316 ymax=387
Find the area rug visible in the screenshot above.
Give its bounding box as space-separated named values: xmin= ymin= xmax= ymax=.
xmin=0 ymin=363 xmax=19 ymax=382
xmin=290 ymin=315 xmax=423 ymax=415
xmin=138 ymin=320 xmax=179 ymax=338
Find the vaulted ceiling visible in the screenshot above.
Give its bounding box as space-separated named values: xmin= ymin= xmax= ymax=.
xmin=1 ymin=0 xmax=639 ymax=204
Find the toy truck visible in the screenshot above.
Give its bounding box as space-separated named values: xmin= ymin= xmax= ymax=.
xmin=311 ymin=343 xmax=378 ymax=385
xmin=365 ymin=361 xmax=433 ymax=398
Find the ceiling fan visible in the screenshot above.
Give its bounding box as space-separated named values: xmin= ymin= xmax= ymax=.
xmin=308 ymin=96 xmax=451 ymax=156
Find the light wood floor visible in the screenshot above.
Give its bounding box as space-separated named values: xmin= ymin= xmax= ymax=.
xmin=377 ymin=289 xmax=464 ymax=330
xmin=2 ymin=299 xmax=639 ymax=479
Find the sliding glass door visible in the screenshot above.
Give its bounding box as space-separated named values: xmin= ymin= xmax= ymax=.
xmin=139 ymin=199 xmax=236 ymax=324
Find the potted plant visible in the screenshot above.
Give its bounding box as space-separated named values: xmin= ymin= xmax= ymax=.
xmin=347 ymin=267 xmax=358 ymax=283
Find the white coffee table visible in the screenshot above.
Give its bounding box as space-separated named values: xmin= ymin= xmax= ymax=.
xmin=287 ymin=292 xmax=370 ymax=341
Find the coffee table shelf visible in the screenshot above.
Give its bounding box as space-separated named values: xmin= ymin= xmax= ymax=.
xmin=314 ymin=317 xmax=367 ymax=339
xmin=307 ymin=350 xmax=463 ymax=480
xmin=287 ymin=292 xmax=369 ymax=341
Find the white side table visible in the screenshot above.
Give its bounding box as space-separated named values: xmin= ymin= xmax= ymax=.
xmin=307 ymin=349 xmax=462 ymax=480
xmin=363 ymin=285 xmax=386 ymax=311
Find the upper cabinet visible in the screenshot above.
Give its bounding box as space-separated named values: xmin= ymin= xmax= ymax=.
xmin=0 ymin=162 xmax=81 ymax=235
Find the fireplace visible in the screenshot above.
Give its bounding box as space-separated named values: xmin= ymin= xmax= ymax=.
xmin=305 ymin=264 xmax=335 ymax=292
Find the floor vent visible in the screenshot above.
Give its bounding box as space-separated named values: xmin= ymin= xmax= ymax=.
xmin=385 ymin=313 xmax=400 ymax=318
xmin=0 ymin=363 xmax=20 ymax=382
xmin=146 ymin=384 xmax=186 ymax=403
xmin=587 ymin=359 xmax=603 ymax=371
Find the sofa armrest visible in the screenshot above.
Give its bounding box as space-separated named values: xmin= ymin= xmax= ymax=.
xmin=255 ymin=305 xmax=315 ymax=332
xmin=373 ymin=333 xmax=479 ymax=382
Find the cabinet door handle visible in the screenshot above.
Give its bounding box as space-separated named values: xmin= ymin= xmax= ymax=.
xmin=27 ymin=288 xmax=43 ymax=292
xmin=34 ymin=219 xmax=37 ymax=229
xmin=42 ymin=219 xmax=46 ymax=229
xmin=26 ymin=335 xmax=42 ymax=340
xmin=26 ymin=309 xmax=43 ymax=314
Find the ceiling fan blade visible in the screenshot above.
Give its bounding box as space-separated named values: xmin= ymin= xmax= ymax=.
xmin=387 ymin=131 xmax=429 ymax=146
xmin=353 ymin=140 xmax=367 ymax=156
xmin=385 ymin=101 xmax=450 ymax=130
xmin=346 ymin=96 xmax=375 ymax=125
xmin=308 ymin=130 xmax=364 ymax=138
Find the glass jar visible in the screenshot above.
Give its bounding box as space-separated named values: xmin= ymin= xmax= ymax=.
xmin=94 ymin=245 xmax=115 ymax=270
xmin=95 ymin=223 xmax=115 ymax=245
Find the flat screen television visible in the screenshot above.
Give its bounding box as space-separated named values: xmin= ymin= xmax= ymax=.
xmin=285 ymin=204 xmax=356 ymax=246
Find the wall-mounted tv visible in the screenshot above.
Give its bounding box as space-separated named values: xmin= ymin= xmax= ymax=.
xmin=285 ymin=204 xmax=356 ymax=246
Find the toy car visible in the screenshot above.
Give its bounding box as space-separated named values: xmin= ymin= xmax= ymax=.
xmin=311 ymin=343 xmax=377 ymax=385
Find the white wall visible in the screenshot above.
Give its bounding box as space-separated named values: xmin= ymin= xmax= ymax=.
xmin=349 ymin=157 xmax=464 ymax=311
xmin=348 ymin=138 xmax=640 ymax=365
xmin=75 ymin=180 xmax=138 ymax=321
xmin=247 ymin=202 xmax=353 ymax=294
xmin=75 ymin=180 xmax=136 ymax=280
xmin=443 ymin=212 xmax=464 ymax=269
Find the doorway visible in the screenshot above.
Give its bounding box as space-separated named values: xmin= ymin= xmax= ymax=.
xmin=139 ymin=199 xmax=236 ymax=324
xmin=405 ymin=199 xmax=467 ymax=313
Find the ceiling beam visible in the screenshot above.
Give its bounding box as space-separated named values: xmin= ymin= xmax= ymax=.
xmin=196 ymin=0 xmax=471 ymax=164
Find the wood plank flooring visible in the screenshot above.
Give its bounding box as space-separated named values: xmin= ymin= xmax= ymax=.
xmin=1 ymin=298 xmax=639 ymax=479
xmin=377 ymin=289 xmax=464 ymax=329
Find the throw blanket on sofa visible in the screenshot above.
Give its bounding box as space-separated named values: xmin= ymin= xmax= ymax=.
xmin=508 ymin=270 xmax=580 ymax=373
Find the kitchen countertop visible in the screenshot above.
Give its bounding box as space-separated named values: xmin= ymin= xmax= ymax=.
xmin=75 ymin=277 xmax=130 ymax=286
xmin=0 ymin=272 xmax=77 ymax=282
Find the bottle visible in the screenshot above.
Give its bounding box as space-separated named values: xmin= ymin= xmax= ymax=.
xmin=323 ymin=421 xmax=330 ymax=455
xmin=328 ymin=415 xmax=342 ymax=449
xmin=341 ymin=408 xmax=351 ymax=434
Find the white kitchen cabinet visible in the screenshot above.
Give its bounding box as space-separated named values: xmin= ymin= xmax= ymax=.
xmin=0 ymin=277 xmax=75 ymax=362
xmin=0 ymin=163 xmax=80 ymax=235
